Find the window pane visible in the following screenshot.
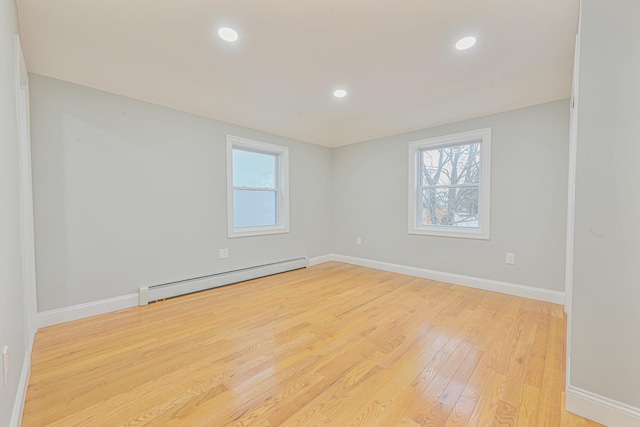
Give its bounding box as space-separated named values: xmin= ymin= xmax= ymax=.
xmin=233 ymin=149 xmax=276 ymax=188
xmin=421 ymin=187 xmax=479 ymax=228
xmin=234 ymin=189 xmax=277 ymax=227
xmin=421 ymin=142 xmax=481 ymax=186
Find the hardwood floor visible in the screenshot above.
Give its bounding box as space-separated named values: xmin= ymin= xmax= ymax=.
xmin=23 ymin=262 xmax=601 ymax=426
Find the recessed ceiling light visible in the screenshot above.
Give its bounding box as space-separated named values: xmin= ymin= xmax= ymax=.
xmin=455 ymin=36 xmax=476 ymax=50
xmin=333 ymin=89 xmax=347 ymax=98
xmin=218 ymin=27 xmax=239 ymax=42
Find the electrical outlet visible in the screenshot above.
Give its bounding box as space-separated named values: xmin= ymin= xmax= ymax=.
xmin=506 ymin=252 xmax=515 ymax=265
xmin=2 ymin=346 xmax=8 ymax=385
xmin=356 ymin=237 xmax=362 ymax=246
xmin=219 ymin=248 xmax=229 ymax=259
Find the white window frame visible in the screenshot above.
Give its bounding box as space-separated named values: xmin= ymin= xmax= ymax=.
xmin=227 ymin=135 xmax=289 ymax=238
xmin=408 ymin=128 xmax=491 ymax=239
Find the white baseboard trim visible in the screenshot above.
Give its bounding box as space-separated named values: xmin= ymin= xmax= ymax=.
xmin=10 ymin=346 xmax=32 ymax=427
xmin=38 ymin=257 xmax=315 ymax=327
xmin=308 ymin=254 xmax=335 ymax=266
xmin=331 ymin=254 xmax=565 ymax=305
xmin=566 ymin=385 xmax=640 ymax=427
xmin=37 ymin=293 xmax=138 ymax=328
xmin=37 ymin=254 xmax=564 ymax=328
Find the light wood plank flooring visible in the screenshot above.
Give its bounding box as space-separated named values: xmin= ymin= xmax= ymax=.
xmin=23 ymin=262 xmax=601 ymax=426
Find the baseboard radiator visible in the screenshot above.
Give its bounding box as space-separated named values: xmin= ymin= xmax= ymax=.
xmin=138 ymin=257 xmax=308 ymax=306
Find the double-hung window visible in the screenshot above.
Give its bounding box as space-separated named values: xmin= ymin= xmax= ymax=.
xmin=227 ymin=135 xmax=289 ymax=238
xmin=408 ymin=128 xmax=491 ymax=239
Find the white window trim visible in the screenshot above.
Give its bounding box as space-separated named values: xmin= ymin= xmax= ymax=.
xmin=227 ymin=135 xmax=289 ymax=238
xmin=408 ymin=128 xmax=491 ymax=240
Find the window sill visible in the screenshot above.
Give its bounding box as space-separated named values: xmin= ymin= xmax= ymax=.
xmin=228 ymin=226 xmax=289 ymax=239
xmin=408 ymin=227 xmax=490 ymax=240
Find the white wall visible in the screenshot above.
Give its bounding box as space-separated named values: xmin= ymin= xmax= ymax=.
xmin=332 ymin=99 xmax=570 ymax=291
xmin=29 ymin=74 xmax=333 ymax=312
xmin=569 ymin=0 xmax=640 ymax=413
xmin=0 ymin=0 xmax=28 ymax=425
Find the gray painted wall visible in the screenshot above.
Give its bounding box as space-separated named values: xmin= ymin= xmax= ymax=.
xmin=30 ymin=74 xmax=333 ymax=312
xmin=30 ymin=76 xmax=570 ymax=315
xmin=570 ymin=0 xmax=640 ymax=408
xmin=332 ymin=99 xmax=570 ymax=291
xmin=0 ymin=0 xmax=27 ymax=424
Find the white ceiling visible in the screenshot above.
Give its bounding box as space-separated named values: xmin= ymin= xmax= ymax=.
xmin=17 ymin=0 xmax=579 ymax=147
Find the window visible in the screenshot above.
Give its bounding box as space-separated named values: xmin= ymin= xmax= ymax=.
xmin=408 ymin=128 xmax=491 ymax=239
xmin=227 ymin=135 xmax=289 ymax=238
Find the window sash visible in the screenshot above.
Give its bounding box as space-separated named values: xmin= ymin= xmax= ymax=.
xmin=419 ymin=183 xmax=479 ymax=190
xmin=232 ymin=153 xmax=281 ymax=228
xmin=233 ymin=188 xmax=278 ymax=228
xmin=233 ymin=185 xmax=279 ymax=192
xmin=232 ymin=148 xmax=278 ymax=189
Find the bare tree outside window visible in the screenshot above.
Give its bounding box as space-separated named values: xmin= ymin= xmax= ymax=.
xmin=409 ymin=128 xmax=490 ymax=239
xmin=420 ymin=141 xmax=481 ymax=228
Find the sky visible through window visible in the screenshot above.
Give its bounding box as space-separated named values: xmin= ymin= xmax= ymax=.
xmin=232 ymin=149 xmax=277 ymax=227
xmin=233 ymin=149 xmax=276 ymax=188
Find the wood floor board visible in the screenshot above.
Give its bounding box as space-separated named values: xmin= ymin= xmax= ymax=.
xmin=23 ymin=262 xmax=601 ymax=426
